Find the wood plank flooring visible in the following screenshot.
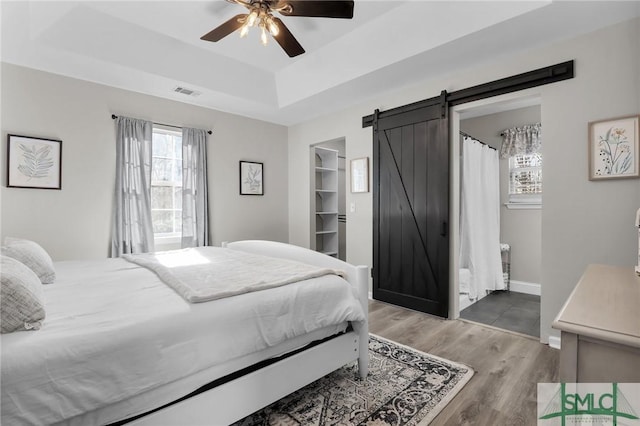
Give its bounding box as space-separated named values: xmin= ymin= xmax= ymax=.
xmin=368 ymin=300 xmax=559 ymax=425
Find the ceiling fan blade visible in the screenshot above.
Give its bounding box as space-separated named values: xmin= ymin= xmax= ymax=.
xmin=277 ymin=1 xmax=354 ymax=19
xmin=201 ymin=14 xmax=247 ymax=42
xmin=272 ymin=18 xmax=305 ymax=57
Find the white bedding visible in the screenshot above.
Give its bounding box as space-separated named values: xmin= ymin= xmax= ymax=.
xmin=123 ymin=246 xmax=346 ymax=303
xmin=1 ymin=257 xmax=365 ymax=426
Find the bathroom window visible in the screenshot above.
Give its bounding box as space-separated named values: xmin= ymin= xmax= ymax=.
xmin=507 ymin=153 xmax=542 ymax=208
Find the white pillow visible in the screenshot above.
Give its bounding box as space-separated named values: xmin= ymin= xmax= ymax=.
xmin=1 ymin=255 xmax=46 ymax=333
xmin=2 ymin=237 xmax=56 ymax=284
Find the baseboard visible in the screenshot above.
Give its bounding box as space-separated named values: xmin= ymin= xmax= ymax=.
xmin=548 ymin=335 xmax=561 ymax=350
xmin=510 ymin=280 xmax=541 ymax=296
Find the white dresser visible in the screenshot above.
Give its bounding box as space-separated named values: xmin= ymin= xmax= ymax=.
xmin=552 ymin=264 xmax=640 ymax=382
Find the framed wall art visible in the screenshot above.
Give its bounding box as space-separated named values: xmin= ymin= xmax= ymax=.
xmin=7 ymin=134 xmax=62 ymax=189
xmin=588 ymin=115 xmax=639 ymax=180
xmin=239 ymin=161 xmax=263 ymax=195
xmin=350 ymin=157 xmax=369 ymax=193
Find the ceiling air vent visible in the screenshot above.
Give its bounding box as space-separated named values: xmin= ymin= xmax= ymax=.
xmin=173 ymin=86 xmax=201 ymax=97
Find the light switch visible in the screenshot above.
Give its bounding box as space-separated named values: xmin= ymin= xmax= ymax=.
xmin=350 ymin=202 xmax=356 ymax=213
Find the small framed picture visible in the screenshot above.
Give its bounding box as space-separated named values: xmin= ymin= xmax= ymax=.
xmin=350 ymin=157 xmax=369 ymax=193
xmin=588 ymin=115 xmax=639 ymax=180
xmin=7 ymin=134 xmax=62 ymax=189
xmin=239 ymin=161 xmax=263 ymax=195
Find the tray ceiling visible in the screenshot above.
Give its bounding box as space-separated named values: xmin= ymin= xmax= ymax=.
xmin=2 ymin=1 xmax=638 ymax=125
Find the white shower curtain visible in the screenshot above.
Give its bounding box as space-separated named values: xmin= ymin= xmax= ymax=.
xmin=459 ymin=136 xmax=504 ymax=300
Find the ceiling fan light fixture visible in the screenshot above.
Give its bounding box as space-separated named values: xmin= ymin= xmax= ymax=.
xmin=260 ymin=24 xmax=269 ymax=46
xmin=202 ymin=0 xmax=356 ymax=57
xmin=267 ymin=16 xmax=279 ymax=36
xmin=246 ymin=9 xmax=259 ymax=27
xmin=239 ymin=22 xmax=250 ymax=38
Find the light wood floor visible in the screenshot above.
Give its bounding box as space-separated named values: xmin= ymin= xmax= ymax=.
xmin=368 ymin=300 xmax=559 ymax=425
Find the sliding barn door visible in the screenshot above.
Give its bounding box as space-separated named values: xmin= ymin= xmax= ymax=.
xmin=372 ymin=92 xmax=449 ymax=317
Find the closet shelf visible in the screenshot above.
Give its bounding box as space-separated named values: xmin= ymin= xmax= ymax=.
xmin=313 ymin=146 xmax=340 ymax=259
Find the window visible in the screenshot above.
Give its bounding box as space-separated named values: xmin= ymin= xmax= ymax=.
xmin=507 ymin=153 xmax=542 ymax=207
xmin=151 ymin=127 xmax=182 ymax=239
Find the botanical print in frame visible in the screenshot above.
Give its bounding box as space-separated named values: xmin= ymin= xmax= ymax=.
xmin=588 ymin=115 xmax=639 ymax=180
xmin=7 ymin=134 xmax=62 ymax=189
xmin=239 ymin=161 xmax=263 ymax=195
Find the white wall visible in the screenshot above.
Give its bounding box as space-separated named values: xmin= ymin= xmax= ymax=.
xmin=461 ymin=105 xmax=542 ymax=285
xmin=289 ymin=18 xmax=640 ymax=343
xmin=289 ymin=114 xmax=373 ymax=270
xmin=0 ymin=64 xmax=289 ymax=260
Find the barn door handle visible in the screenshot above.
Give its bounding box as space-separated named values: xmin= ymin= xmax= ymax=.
xmin=440 ymin=221 xmax=448 ymax=237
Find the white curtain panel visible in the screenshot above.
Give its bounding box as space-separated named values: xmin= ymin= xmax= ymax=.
xmin=111 ymin=116 xmax=155 ymax=257
xmin=181 ymin=128 xmax=209 ymax=248
xmin=459 ymin=136 xmax=504 ymax=299
xmin=499 ymin=123 xmax=542 ymax=159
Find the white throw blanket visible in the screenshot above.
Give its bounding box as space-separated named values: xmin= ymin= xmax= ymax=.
xmin=123 ymin=247 xmax=346 ymax=303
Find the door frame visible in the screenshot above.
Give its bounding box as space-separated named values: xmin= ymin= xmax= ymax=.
xmin=363 ymin=60 xmax=573 ymax=329
xmin=449 ymin=90 xmax=542 ymax=321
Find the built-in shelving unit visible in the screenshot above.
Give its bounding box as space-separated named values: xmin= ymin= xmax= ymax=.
xmin=312 ymin=147 xmax=339 ymax=257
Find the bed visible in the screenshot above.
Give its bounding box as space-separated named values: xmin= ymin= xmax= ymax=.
xmin=1 ymin=240 xmax=369 ymax=426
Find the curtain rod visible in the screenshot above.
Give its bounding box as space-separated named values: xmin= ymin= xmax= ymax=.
xmin=460 ymin=131 xmax=496 ymax=151
xmin=111 ymin=114 xmax=212 ymax=135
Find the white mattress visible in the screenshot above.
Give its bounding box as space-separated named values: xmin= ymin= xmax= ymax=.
xmin=1 ymin=258 xmax=365 ymax=426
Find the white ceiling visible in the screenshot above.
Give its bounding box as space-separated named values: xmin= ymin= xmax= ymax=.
xmin=2 ymin=1 xmax=639 ymax=126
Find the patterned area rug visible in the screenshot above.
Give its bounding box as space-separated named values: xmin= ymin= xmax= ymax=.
xmin=234 ymin=334 xmax=474 ymax=425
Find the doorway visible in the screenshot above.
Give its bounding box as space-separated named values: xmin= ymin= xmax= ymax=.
xmin=450 ymin=93 xmax=542 ymax=338
xmin=310 ymin=138 xmax=347 ymax=261
xmin=362 ymin=62 xmax=573 ymax=340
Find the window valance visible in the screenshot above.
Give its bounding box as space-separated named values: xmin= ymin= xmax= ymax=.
xmin=500 ymin=123 xmax=542 ymax=159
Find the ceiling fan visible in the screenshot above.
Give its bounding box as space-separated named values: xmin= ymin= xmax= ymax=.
xmin=201 ymin=0 xmax=355 ymax=57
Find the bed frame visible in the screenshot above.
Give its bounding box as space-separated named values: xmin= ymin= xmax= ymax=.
xmin=129 ymin=240 xmax=369 ymax=425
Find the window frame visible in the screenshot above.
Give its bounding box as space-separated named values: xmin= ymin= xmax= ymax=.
xmin=506 ymin=152 xmax=542 ymax=209
xmin=150 ymin=126 xmax=183 ymax=242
